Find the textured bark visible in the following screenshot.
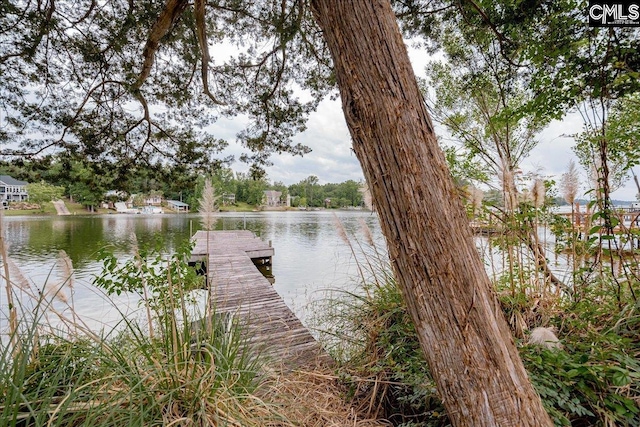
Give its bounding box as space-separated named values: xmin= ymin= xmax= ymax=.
xmin=134 ymin=0 xmax=189 ymax=91
xmin=194 ymin=0 xmax=223 ymax=104
xmin=311 ymin=1 xmax=553 ymax=426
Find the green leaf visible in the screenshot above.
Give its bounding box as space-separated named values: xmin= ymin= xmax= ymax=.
xmin=588 ymin=225 xmax=602 ymax=234
xmin=610 ymin=369 xmax=631 ymax=387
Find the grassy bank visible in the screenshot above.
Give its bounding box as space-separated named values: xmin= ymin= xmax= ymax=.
xmin=0 ymin=232 xmax=386 ymax=426
xmin=314 ymin=220 xmax=640 ymax=427
xmin=3 ymin=199 xmax=111 ymax=216
xmin=5 ymin=200 xmax=262 ymax=216
xmin=218 ymin=202 xmax=260 ymax=212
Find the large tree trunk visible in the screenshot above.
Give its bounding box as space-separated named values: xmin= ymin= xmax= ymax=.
xmin=311 ymin=1 xmax=553 ymax=426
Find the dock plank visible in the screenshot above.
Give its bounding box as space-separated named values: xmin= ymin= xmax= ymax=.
xmin=192 ymin=230 xmax=332 ymax=369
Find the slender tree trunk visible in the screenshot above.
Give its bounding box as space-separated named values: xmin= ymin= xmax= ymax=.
xmin=524 ymin=227 xmax=566 ymax=292
xmin=311 ymin=1 xmax=553 ymax=425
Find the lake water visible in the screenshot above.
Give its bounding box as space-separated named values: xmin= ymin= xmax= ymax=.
xmin=2 ymin=211 xmax=385 ymax=334
xmin=2 ymin=209 xmax=585 ymax=340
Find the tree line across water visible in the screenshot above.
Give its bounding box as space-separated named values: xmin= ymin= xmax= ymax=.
xmin=0 ymin=159 xmax=364 ymax=211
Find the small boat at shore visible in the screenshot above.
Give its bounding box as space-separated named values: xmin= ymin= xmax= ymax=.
xmin=141 ymin=206 xmax=164 ymax=214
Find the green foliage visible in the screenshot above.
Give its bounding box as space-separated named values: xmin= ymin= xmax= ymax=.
xmin=25 ymin=181 xmax=64 ymax=211
xmin=521 ymin=281 xmax=640 ymax=426
xmin=573 ymin=91 xmax=640 ymax=202
xmin=607 ymin=93 xmax=640 ymax=173
xmin=320 ymin=231 xmax=640 ymax=426
xmin=522 ymin=347 xmax=639 ymax=426
xmin=66 ymin=160 xmax=111 ymax=210
xmin=425 ymin=57 xmax=541 ymax=187
xmin=209 ymin=167 xmax=237 ymax=197
xmin=94 ymin=239 xmax=204 ymax=314
xmin=235 ymin=172 xmax=269 ymax=206
xmin=1 ymin=239 xmax=281 ymax=426
xmin=406 ymin=0 xmax=640 ymax=121
xmin=288 ymin=176 xmax=364 ymax=208
xmin=2 ymin=158 xmax=370 ymax=210
xmin=442 ymin=145 xmax=489 ymax=186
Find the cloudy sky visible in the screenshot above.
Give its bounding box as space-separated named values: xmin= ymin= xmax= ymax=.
xmin=214 ymin=46 xmax=639 ymax=202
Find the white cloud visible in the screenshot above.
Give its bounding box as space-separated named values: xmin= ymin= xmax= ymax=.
xmin=216 ymin=41 xmax=638 ymax=202
xmin=220 ymin=97 xmax=362 ymax=185
xmin=526 ymin=113 xmax=638 ymax=201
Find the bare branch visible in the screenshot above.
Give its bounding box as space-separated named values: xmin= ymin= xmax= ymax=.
xmin=133 ymin=0 xmax=189 ymax=92
xmin=194 ymin=0 xmax=224 ymax=104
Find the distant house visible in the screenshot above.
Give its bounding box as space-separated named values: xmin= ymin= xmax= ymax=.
xmin=126 ymin=193 xmax=163 ymax=208
xmin=0 ymin=175 xmax=29 ymax=206
xmin=167 ymin=200 xmax=189 ymax=212
xmin=264 ymin=190 xmax=282 ymax=207
xmin=144 ymin=193 xmax=163 ymax=206
xmin=102 ymin=190 xmax=128 ymax=209
xmin=222 ymin=193 xmax=236 ymax=205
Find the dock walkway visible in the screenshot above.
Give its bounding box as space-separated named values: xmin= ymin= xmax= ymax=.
xmin=191 ymin=230 xmax=331 ymax=370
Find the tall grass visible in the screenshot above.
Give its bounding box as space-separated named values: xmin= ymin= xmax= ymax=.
xmin=317 ymin=217 xmax=640 ymax=426
xmin=315 ymin=221 xmax=445 ymax=426
xmin=1 ymin=232 xmax=391 ymax=426
xmin=1 ymin=208 xmax=19 ymax=355
xmin=0 ymin=239 xmax=285 ymax=426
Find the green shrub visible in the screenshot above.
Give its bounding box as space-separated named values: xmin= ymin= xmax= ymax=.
xmin=321 ymin=267 xmax=640 ymax=426
xmin=0 ymin=238 xmax=288 ymax=426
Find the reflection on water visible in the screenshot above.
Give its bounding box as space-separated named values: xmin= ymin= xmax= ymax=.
xmin=2 ymin=211 xmax=385 ymax=332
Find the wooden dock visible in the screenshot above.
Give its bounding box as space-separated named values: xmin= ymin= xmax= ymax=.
xmin=191 ymin=230 xmax=332 ymax=370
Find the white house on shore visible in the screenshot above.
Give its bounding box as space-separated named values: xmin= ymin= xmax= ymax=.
xmin=264 ymin=190 xmax=283 ymax=207
xmin=0 ymin=175 xmax=29 ymax=206
xmin=167 ymin=200 xmax=189 ymax=212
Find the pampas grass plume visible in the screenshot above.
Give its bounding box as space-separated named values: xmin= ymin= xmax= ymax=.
xmin=7 ymin=257 xmax=31 ymax=292
xmin=500 ymin=166 xmax=518 ymax=211
xmin=470 ymin=187 xmax=484 ymax=215
xmin=43 ymin=282 xmax=69 ymax=304
xmin=560 ymin=160 xmax=580 ymax=205
xmin=358 ymin=218 xmax=375 ymax=247
xmin=532 ymin=179 xmax=546 ymax=208
xmin=333 ymin=214 xmax=350 ymax=246
xmin=199 ymin=178 xmax=219 ymax=231
xmin=58 ymin=250 xmax=74 ymax=290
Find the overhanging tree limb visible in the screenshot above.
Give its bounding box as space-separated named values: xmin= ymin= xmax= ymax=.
xmin=133 ymin=0 xmax=189 ymax=92
xmin=194 ymin=0 xmax=224 ymax=105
